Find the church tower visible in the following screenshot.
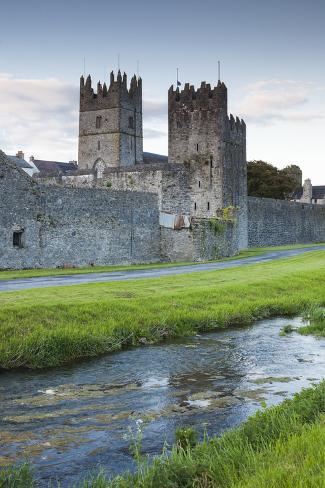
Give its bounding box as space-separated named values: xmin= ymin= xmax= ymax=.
xmin=78 ymin=70 xmax=143 ymax=171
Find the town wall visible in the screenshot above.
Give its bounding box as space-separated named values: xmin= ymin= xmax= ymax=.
xmin=248 ymin=196 xmax=325 ymax=247
xmin=0 ymin=153 xmax=160 ymax=269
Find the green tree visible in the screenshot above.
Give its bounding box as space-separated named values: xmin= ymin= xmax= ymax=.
xmin=247 ymin=160 xmax=301 ymax=199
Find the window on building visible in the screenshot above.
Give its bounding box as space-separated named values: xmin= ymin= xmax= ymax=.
xmin=128 ymin=116 xmax=134 ymax=129
xmin=13 ymin=230 xmax=23 ymax=248
xmin=210 ymin=156 xmax=213 ymax=168
xmin=314 ymin=198 xmax=318 ymax=203
xmin=198 ymin=181 xmax=201 ymax=188
xmin=207 ymin=202 xmax=210 ymax=210
xmin=97 ymin=140 xmax=101 ymax=150
xmin=194 ymin=202 xmax=197 ymax=210
xmin=196 ymin=143 xmax=199 ymax=151
xmin=96 ymin=116 xmax=102 ymax=129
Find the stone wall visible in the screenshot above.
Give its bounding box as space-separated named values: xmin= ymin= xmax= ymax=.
xmin=248 ymin=196 xmax=325 ymax=247
xmin=0 ymin=153 xmax=160 ymax=269
xmin=161 ymin=219 xmax=239 ymax=262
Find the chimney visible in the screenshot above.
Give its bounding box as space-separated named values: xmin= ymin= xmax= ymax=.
xmin=16 ymin=150 xmax=24 ymax=160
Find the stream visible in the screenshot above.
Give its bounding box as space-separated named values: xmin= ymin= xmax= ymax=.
xmin=0 ymin=316 xmax=324 ymax=486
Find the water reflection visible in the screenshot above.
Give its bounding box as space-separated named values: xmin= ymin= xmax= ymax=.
xmin=0 ymin=316 xmax=324 ymax=486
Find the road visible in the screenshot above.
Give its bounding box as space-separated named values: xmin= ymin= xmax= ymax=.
xmin=0 ymin=246 xmax=324 ymax=292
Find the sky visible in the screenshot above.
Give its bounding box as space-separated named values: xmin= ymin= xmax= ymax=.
xmin=0 ymin=0 xmax=324 ymax=183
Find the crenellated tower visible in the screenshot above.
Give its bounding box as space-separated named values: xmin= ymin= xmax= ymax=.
xmin=168 ymin=80 xmax=248 ymax=248
xmin=78 ymin=70 xmax=143 ymax=170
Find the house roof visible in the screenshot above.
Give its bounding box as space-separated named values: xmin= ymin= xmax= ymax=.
xmin=293 ymin=186 xmax=325 ymax=200
xmin=32 ymin=159 xmax=78 ymax=174
xmin=7 ymin=155 xmax=33 ymax=170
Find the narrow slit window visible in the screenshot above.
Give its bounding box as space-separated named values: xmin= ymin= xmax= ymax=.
xmin=196 ymin=143 xmax=199 ymax=151
xmin=96 ymin=116 xmax=102 ymax=129
xmin=13 ymin=230 xmax=23 ymax=248
xmin=198 ymin=181 xmax=201 ymax=188
xmin=128 ymin=116 xmax=134 ymax=129
xmin=210 ymin=156 xmax=213 ymax=168
xmin=194 ymin=202 xmax=197 ymax=210
xmin=207 ymin=202 xmax=210 ymax=210
xmin=97 ymin=140 xmax=101 ymax=150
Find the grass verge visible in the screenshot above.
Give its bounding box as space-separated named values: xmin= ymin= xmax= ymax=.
xmin=1 ymin=382 xmax=324 ymax=487
xmin=0 ymin=251 xmax=325 ymax=369
xmin=0 ymin=242 xmax=324 ymax=281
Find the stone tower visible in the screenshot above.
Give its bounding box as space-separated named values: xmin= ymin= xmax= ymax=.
xmin=168 ymin=80 xmax=248 ymax=248
xmin=78 ymin=70 xmax=143 ymax=171
xmin=301 ymin=178 xmax=312 ymax=203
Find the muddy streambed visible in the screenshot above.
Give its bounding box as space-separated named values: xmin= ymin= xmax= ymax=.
xmin=0 ymin=316 xmax=324 ymax=486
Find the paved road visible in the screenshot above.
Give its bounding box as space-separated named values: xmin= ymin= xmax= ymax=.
xmin=1 ymin=246 xmax=324 ymax=292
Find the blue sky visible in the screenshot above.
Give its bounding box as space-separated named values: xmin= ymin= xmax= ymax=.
xmin=1 ymin=0 xmax=324 ymax=182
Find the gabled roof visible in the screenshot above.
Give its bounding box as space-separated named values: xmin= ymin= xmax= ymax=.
xmin=7 ymin=155 xmax=33 ymax=170
xmin=32 ymin=160 xmax=78 ymax=174
xmin=293 ymin=186 xmax=325 ymax=200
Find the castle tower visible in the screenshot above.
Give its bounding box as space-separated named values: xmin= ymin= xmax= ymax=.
xmin=78 ymin=70 xmax=143 ymax=170
xmin=168 ymin=80 xmax=247 ymax=248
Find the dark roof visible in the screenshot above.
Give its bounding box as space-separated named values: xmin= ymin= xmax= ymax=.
xmin=142 ymin=152 xmax=168 ymax=165
xmin=33 ymin=159 xmax=78 ymax=174
xmin=293 ymin=186 xmax=325 ymax=200
xmin=7 ymin=155 xmax=33 ymax=169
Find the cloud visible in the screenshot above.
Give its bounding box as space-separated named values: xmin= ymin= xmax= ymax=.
xmin=0 ymin=73 xmax=79 ymax=161
xmin=144 ymin=128 xmax=167 ymax=139
xmin=236 ymin=79 xmax=324 ymax=125
xmin=143 ymin=100 xmax=167 ymax=119
xmin=0 ymin=73 xmax=168 ymax=161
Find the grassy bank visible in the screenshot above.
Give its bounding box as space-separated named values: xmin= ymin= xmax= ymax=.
xmin=299 ymin=307 xmax=325 ymax=337
xmin=1 ymin=382 xmax=324 ymax=487
xmin=103 ymin=382 xmax=325 ymax=487
xmin=0 ymin=251 xmax=325 ymax=369
xmin=0 ymin=242 xmax=324 ymax=281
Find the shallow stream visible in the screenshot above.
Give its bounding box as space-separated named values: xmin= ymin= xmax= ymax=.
xmin=0 ymin=316 xmax=324 ymax=486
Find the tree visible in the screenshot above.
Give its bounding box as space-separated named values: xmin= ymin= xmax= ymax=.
xmin=247 ymin=160 xmax=301 ymax=200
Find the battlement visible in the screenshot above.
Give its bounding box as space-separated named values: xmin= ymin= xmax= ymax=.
xmin=80 ymin=70 xmax=142 ymax=112
xmin=168 ymin=80 xmax=227 ymax=112
xmin=228 ymin=114 xmax=246 ymax=136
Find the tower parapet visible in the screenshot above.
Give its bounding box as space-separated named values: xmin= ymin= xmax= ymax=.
xmin=80 ymin=71 xmax=142 ymax=112
xmin=168 ymin=80 xmax=227 ymax=113
xmin=78 ymin=70 xmax=143 ymax=170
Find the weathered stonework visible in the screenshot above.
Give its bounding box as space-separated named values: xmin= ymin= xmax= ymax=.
xmin=248 ymin=196 xmax=325 ymax=247
xmin=1 ymin=69 xmax=325 ymax=271
xmin=78 ymin=71 xmax=143 ymax=170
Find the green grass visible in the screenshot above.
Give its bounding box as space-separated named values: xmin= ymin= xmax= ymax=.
xmin=93 ymin=382 xmax=325 ymax=487
xmin=1 ymin=251 xmax=325 ymax=370
xmin=299 ymin=307 xmax=325 ymax=337
xmin=3 ymin=383 xmax=323 ymax=487
xmin=0 ymin=242 xmax=324 ymax=281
